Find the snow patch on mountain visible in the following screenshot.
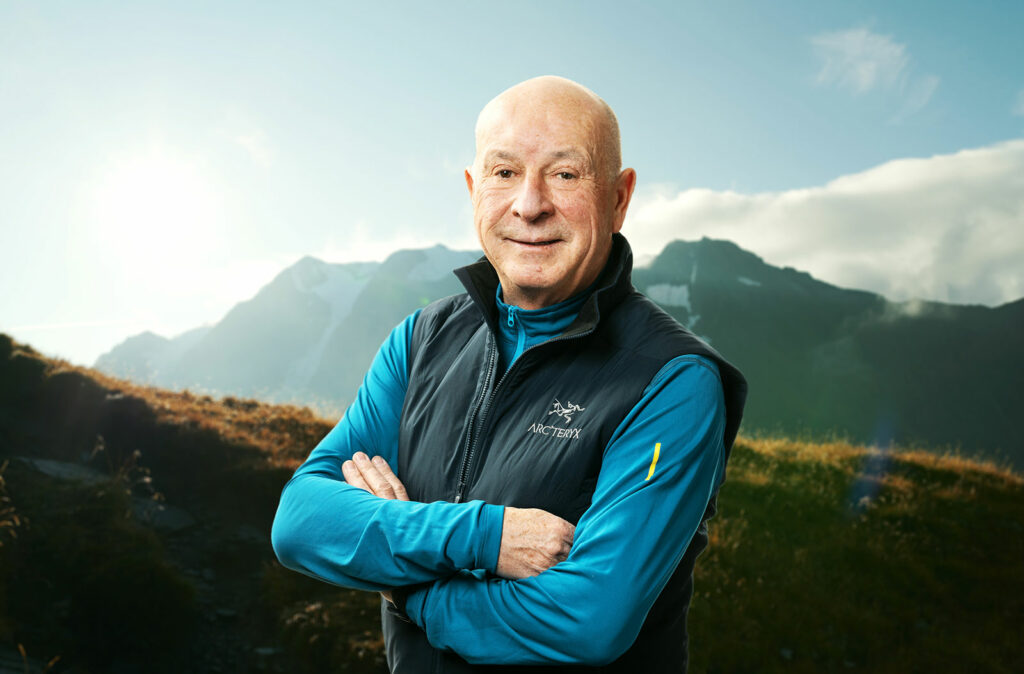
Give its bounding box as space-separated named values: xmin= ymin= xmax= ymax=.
xmin=647 ymin=283 xmax=693 ymax=312
xmin=283 ymin=260 xmax=379 ymax=390
xmin=738 ymin=276 xmax=762 ymax=287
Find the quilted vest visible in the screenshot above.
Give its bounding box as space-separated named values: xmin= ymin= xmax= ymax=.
xmin=384 ymin=234 xmax=747 ymax=673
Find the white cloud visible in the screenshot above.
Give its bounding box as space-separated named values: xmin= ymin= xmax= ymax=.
xmin=1013 ymin=89 xmax=1024 ymax=117
xmin=812 ymin=28 xmax=908 ymax=93
xmin=812 ymin=27 xmax=939 ymax=121
xmin=624 ymin=139 xmax=1024 ymax=307
xmin=890 ymin=74 xmax=940 ymax=123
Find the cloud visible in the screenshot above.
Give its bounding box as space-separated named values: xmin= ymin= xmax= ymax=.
xmin=625 ymin=140 xmax=1024 ymax=307
xmin=1014 ymin=89 xmax=1024 ymax=117
xmin=811 ymin=27 xmax=939 ymax=121
xmin=812 ymin=28 xmax=908 ymax=93
xmin=890 ymin=74 xmax=940 ymax=123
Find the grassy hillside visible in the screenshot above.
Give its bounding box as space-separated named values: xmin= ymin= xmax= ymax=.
xmin=691 ymin=436 xmax=1022 ymax=672
xmin=1 ymin=333 xmax=1020 ymax=672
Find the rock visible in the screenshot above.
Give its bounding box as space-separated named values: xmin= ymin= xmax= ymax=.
xmin=232 ymin=524 xmax=268 ymax=546
xmin=131 ymin=498 xmax=197 ymax=532
xmin=16 ymin=457 xmax=106 ymax=485
xmin=253 ymin=647 xmax=282 ymax=657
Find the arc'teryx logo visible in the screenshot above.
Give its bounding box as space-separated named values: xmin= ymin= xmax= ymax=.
xmin=548 ymin=399 xmax=585 ymax=424
xmin=527 ymin=398 xmax=585 ymax=440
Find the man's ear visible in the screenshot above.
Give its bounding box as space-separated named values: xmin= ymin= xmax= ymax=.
xmin=464 ymin=168 xmax=475 ymax=199
xmin=611 ymin=168 xmax=637 ymax=234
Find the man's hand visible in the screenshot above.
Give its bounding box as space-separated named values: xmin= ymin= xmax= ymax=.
xmin=496 ymin=507 xmax=575 ymax=579
xmin=342 ymin=453 xmax=408 ymax=606
xmin=342 ymin=452 xmax=410 ymax=501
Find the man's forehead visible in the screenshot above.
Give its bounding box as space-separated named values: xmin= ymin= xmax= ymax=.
xmin=482 ymin=148 xmax=591 ymax=164
xmin=472 ymin=76 xmax=621 ymax=176
xmin=475 ymin=107 xmax=600 ymax=164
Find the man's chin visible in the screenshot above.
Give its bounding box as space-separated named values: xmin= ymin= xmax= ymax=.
xmin=501 ymin=272 xmax=573 ymax=308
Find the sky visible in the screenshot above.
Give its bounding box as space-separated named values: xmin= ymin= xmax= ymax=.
xmin=2 ymin=0 xmax=1023 ymax=366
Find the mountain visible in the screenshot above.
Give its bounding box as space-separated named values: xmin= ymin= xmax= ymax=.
xmin=95 ymin=239 xmax=1023 ymax=467
xmin=96 ymin=246 xmax=479 ymax=413
xmin=96 ymin=325 xmax=211 ymax=384
xmin=632 ymin=239 xmax=1023 ymax=466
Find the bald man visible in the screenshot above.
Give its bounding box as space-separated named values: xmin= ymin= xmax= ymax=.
xmin=272 ymin=76 xmax=747 ymax=672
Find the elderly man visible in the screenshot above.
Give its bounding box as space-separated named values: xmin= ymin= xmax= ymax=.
xmin=272 ymin=76 xmax=746 ymax=672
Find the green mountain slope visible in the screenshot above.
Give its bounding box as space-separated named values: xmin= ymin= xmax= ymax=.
xmin=632 ymin=239 xmax=1023 ymax=467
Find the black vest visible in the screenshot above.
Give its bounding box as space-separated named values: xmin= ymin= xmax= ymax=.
xmin=384 ymin=234 xmax=747 ymax=673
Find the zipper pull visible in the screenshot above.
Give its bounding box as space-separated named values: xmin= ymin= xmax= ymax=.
xmin=507 ymin=306 xmax=516 ymax=328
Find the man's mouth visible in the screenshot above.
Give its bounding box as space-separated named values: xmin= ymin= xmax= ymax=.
xmin=508 ymin=238 xmax=561 ymax=248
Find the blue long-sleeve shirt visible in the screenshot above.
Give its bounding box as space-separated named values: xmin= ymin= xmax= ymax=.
xmin=272 ymin=288 xmax=727 ymax=665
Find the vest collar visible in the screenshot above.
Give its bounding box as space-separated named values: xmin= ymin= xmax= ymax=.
xmin=453 ymin=233 xmax=635 ymax=338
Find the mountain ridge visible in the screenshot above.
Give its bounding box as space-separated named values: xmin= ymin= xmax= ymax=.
xmin=94 ymin=238 xmax=1023 ymax=467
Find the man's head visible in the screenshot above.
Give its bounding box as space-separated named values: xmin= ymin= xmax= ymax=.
xmin=466 ymin=76 xmax=637 ymax=310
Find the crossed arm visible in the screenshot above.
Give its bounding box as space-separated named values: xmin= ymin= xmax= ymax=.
xmin=271 ymin=312 xmax=571 ymax=592
xmin=271 ymin=314 xmax=726 ymax=665
xmin=340 ymin=451 xmax=575 ymax=594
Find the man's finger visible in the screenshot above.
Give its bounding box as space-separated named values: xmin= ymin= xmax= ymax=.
xmin=372 ymin=456 xmax=410 ymax=501
xmin=353 ymin=452 xmax=397 ymax=499
xmin=342 ymin=459 xmax=372 ymax=493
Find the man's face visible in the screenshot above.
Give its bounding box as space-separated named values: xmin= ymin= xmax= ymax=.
xmin=467 ymin=95 xmax=634 ymax=310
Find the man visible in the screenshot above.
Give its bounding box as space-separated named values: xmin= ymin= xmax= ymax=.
xmin=272 ymin=76 xmax=746 ymax=672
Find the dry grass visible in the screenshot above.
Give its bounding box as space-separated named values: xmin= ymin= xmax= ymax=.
xmin=43 ymin=357 xmax=334 ymax=470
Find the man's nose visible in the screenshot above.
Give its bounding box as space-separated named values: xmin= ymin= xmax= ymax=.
xmin=511 ymin=172 xmax=554 ymax=223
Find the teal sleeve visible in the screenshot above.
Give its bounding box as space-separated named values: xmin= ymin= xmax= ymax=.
xmin=403 ymin=355 xmax=727 ymax=665
xmin=271 ymin=310 xmax=505 ymax=591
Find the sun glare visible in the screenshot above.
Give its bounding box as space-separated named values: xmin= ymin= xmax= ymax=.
xmin=91 ymin=150 xmax=225 ymax=273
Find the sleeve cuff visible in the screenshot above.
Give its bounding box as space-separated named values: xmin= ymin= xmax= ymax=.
xmin=403 ymin=585 xmax=428 ymax=627
xmin=477 ymin=503 xmax=505 ymax=573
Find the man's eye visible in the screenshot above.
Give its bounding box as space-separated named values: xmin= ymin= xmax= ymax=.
xmin=556 ymin=172 xmax=577 ymax=180
xmin=496 ymin=169 xmax=514 ymax=179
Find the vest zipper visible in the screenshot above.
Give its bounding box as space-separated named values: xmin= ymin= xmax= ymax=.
xmin=454 ymin=340 xmax=497 ymax=503
xmin=452 ymin=325 xmax=596 ymax=503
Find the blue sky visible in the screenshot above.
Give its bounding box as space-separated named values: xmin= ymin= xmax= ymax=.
xmin=2 ymin=1 xmax=1023 ymax=365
